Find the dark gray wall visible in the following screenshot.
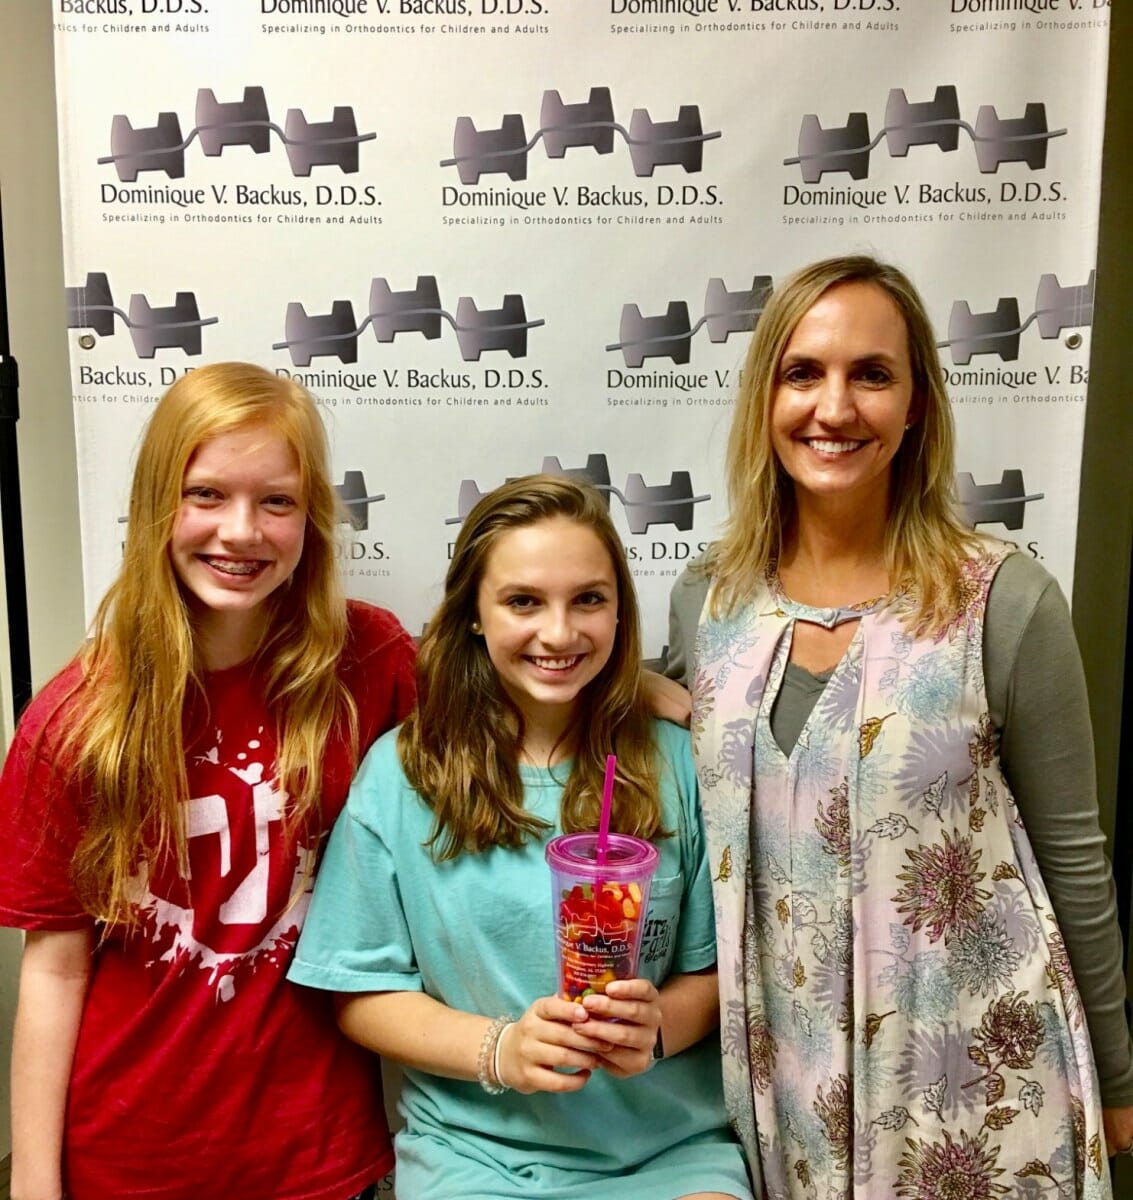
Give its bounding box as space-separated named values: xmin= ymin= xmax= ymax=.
xmin=1071 ymin=4 xmax=1132 ymax=1192
xmin=1074 ymin=0 xmax=1131 ymax=859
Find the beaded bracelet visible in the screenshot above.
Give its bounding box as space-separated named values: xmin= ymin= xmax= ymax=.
xmin=477 ymin=1015 xmax=514 ymax=1094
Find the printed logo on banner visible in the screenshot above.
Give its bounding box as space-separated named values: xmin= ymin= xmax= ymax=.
xmin=273 ymin=276 xmax=545 ymax=365
xmin=334 ymin=471 xmax=390 ymax=577
xmin=937 ymin=271 xmax=1093 ymax=365
xmin=781 ymin=85 xmax=1068 ymax=228
xmin=446 ymin=457 xmax=713 ymax=578
xmin=66 ymin=271 xmax=217 ymax=364
xmin=785 ymin=86 xmax=1063 ymax=181
xmin=336 ymin=470 xmax=385 ymax=531
xmin=956 ymin=471 xmax=1043 ymax=532
xmin=439 ymin=88 xmax=724 ymax=225
xmin=99 ymin=87 xmax=375 ymax=181
xmin=606 ymin=276 xmax=772 ymax=368
xmin=443 ymin=88 xmax=719 ymax=182
xmin=940 ymin=270 xmax=1093 ymax=412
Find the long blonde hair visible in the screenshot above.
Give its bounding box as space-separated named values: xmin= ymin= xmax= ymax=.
xmin=64 ymin=362 xmax=356 ymax=925
xmin=398 ymin=476 xmax=663 ymax=860
xmin=709 ymin=254 xmax=979 ymax=630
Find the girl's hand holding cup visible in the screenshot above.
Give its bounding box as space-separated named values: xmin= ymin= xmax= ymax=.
xmin=577 ymin=978 xmax=662 ymax=1078
xmin=496 ymin=994 xmax=607 ymax=1095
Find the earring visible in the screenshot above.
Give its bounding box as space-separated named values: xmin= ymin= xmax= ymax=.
xmin=904 ymin=422 xmax=913 ymax=431
xmin=471 ymin=621 xmax=482 ymax=635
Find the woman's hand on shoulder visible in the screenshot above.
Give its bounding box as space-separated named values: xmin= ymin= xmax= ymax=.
xmin=497 ymin=995 xmax=606 ymax=1095
xmin=575 ymin=978 xmax=662 ymax=1078
xmin=1104 ymin=1104 xmax=1133 ymax=1157
xmin=641 ymin=670 xmax=692 ymax=728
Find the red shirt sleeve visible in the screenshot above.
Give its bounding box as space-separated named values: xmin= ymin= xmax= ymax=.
xmin=343 ymin=600 xmax=418 ymax=753
xmin=0 ymin=663 xmax=95 ymax=931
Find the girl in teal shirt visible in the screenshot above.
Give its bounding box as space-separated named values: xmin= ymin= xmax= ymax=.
xmin=291 ymin=476 xmax=752 ymax=1200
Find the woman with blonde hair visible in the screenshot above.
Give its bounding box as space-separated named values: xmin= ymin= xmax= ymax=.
xmin=665 ymin=255 xmax=1133 ymax=1196
xmin=290 ymin=476 xmax=753 ymax=1199
xmin=0 ymin=363 xmax=416 ymax=1200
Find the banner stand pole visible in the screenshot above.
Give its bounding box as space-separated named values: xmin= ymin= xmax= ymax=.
xmin=0 ymin=187 xmax=32 ymax=717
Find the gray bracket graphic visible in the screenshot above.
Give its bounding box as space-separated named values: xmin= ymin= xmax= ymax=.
xmin=451 ymin=114 xmax=529 ymax=184
xmin=370 ymin=276 xmax=443 ymax=342
xmin=885 ymin=86 xmax=961 ymax=156
xmin=946 ymin=299 xmax=1022 ymax=365
xmin=793 ymin=112 xmax=872 ymax=183
xmin=938 ymin=272 xmax=1094 ymax=362
xmin=446 ymin=454 xmax=710 ymax=534
xmin=197 ymin=87 xmax=271 ymax=156
xmin=284 ymin=301 xmax=358 ymax=367
xmin=273 ymin=277 xmax=544 ymax=365
xmin=99 ymin=87 xmax=375 ymax=180
xmin=621 ymin=472 xmax=703 ymax=534
xmin=607 ymin=277 xmax=772 ymax=366
xmin=65 ymin=271 xmax=218 ymax=356
xmin=972 ymin=104 xmax=1051 ymax=172
xmin=441 ymin=87 xmax=720 ymax=183
xmin=627 ymin=106 xmax=709 ymax=176
xmin=285 ymin=107 xmax=366 ymax=176
xmin=454 ymin=296 xmax=534 ymax=361
xmin=1034 ymin=270 xmax=1095 ymax=338
xmin=956 ymin=470 xmax=1044 ymax=530
xmin=109 ymin=113 xmax=186 ymax=181
xmin=784 ymin=86 xmax=1065 ymax=182
xmin=616 ymin=302 xmax=692 ymax=368
xmin=335 ymin=470 xmax=385 ymax=531
xmin=705 ymin=276 xmax=773 ymax=342
xmin=541 ymin=88 xmax=616 ymax=158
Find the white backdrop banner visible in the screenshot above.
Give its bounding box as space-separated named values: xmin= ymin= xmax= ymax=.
xmin=53 ymin=1 xmax=1111 ymax=657
xmin=52 ymin=1 xmax=1112 ymax=1193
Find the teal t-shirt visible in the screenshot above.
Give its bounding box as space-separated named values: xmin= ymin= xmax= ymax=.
xmin=290 ymin=719 xmax=750 ymax=1200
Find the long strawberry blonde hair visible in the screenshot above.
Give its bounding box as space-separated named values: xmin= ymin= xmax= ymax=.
xmin=62 ymin=362 xmax=356 ymax=925
xmin=398 ymin=475 xmax=663 ymax=861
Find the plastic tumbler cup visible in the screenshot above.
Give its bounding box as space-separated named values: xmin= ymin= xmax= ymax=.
xmin=545 ymin=832 xmax=659 ymax=1003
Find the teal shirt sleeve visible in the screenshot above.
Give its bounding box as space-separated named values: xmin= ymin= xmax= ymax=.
xmin=290 ymin=732 xmax=423 ymax=994
xmin=653 ymin=719 xmax=717 ymax=975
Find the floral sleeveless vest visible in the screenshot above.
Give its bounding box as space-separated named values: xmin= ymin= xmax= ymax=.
xmin=692 ymin=544 xmax=1110 ymax=1199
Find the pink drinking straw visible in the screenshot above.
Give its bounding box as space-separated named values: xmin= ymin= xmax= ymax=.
xmin=596 ymin=754 xmax=617 ymax=867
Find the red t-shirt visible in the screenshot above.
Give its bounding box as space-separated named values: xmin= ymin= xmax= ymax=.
xmin=0 ymin=602 xmax=416 ymax=1200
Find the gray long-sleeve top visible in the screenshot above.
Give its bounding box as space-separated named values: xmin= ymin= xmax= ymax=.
xmin=666 ymin=552 xmax=1133 ymax=1106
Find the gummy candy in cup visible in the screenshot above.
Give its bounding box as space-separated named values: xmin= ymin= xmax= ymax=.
xmin=545 ymin=832 xmax=659 ymax=1005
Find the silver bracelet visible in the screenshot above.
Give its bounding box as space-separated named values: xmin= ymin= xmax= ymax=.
xmin=477 ymin=1015 xmax=514 ymax=1094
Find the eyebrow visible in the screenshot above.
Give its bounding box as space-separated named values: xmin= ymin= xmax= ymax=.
xmin=491 ymin=578 xmax=615 ymax=594
xmin=182 ymin=468 xmax=302 ymax=486
xmin=780 ymin=350 xmax=902 ymax=366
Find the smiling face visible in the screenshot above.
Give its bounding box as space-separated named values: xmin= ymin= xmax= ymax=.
xmin=170 ymin=422 xmax=306 ymax=665
xmin=475 ymin=515 xmax=618 ymax=744
xmin=770 ymin=280 xmax=917 ymax=518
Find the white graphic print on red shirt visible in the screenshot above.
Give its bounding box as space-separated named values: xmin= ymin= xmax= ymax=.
xmin=138 ymin=722 xmax=315 ymax=1002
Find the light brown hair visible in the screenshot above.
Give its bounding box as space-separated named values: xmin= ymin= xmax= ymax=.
xmin=398 ymin=475 xmax=662 ymax=860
